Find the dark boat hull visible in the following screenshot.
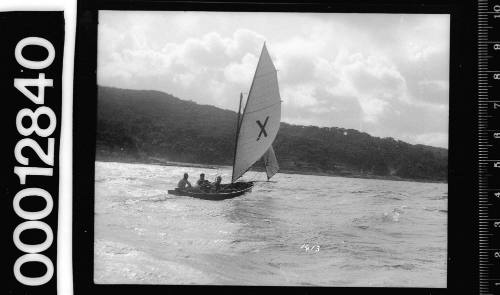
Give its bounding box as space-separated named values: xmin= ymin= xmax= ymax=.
xmin=168 ymin=182 xmax=253 ymax=201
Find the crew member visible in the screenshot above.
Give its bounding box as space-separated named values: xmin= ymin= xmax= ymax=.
xmin=197 ymin=173 xmax=210 ymax=186
xmin=196 ymin=173 xmax=211 ymax=191
xmin=177 ymin=173 xmax=192 ymax=189
xmin=214 ymin=176 xmax=222 ymax=192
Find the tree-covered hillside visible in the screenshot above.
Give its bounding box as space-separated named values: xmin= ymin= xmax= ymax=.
xmin=96 ymin=86 xmax=447 ymax=182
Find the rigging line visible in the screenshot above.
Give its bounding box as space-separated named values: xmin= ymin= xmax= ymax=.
xmin=244 ymin=101 xmax=281 ymax=115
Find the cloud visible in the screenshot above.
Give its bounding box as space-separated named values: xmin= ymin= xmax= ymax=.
xmin=224 ymin=53 xmax=259 ymax=85
xmin=282 ymin=84 xmax=318 ymax=108
xmin=98 ymin=28 xmax=266 ymax=108
xmin=98 ymin=11 xmax=449 ymax=148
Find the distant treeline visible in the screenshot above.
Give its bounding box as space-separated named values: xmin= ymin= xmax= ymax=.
xmin=96 ymin=86 xmax=448 ymax=182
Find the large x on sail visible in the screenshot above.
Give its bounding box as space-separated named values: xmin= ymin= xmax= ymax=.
xmin=232 ymin=43 xmax=281 ymax=182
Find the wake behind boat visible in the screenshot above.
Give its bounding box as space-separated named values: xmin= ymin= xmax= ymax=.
xmin=168 ymin=42 xmax=282 ymax=200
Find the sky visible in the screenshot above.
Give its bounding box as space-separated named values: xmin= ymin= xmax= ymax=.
xmin=98 ymin=11 xmax=449 ymax=148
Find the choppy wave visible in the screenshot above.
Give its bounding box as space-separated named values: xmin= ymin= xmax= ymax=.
xmin=94 ymin=161 xmax=447 ymax=287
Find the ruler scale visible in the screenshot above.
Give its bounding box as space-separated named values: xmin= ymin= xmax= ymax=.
xmin=477 ymin=1 xmax=500 ymax=294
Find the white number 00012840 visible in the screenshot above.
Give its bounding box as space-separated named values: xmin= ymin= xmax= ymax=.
xmin=12 ymin=37 xmax=56 ymax=286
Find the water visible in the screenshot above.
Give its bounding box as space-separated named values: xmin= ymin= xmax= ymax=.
xmin=94 ymin=161 xmax=447 ymax=287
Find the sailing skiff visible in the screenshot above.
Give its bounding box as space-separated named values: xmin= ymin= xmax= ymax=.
xmin=168 ymin=182 xmax=254 ymax=201
xmin=170 ymin=43 xmax=281 ymax=200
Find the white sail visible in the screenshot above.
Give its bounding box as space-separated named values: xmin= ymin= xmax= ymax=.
xmin=232 ymin=43 xmax=281 ymax=182
xmin=263 ymin=146 xmax=279 ymax=180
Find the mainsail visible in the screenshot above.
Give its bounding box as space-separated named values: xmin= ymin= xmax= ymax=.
xmin=263 ymin=146 xmax=279 ymax=180
xmin=232 ymin=43 xmax=281 ymax=182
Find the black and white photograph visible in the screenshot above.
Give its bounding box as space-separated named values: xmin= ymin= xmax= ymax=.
xmin=94 ymin=11 xmax=449 ymax=287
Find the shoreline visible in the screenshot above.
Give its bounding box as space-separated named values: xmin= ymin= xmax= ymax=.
xmin=95 ymin=156 xmax=447 ymax=184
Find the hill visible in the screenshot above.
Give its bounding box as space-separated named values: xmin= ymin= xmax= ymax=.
xmin=96 ymin=86 xmax=447 ymax=182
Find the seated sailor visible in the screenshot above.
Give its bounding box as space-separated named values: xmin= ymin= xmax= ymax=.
xmin=195 ymin=173 xmax=211 ymax=191
xmin=177 ymin=173 xmax=192 ymax=189
xmin=197 ymin=173 xmax=210 ymax=187
xmin=213 ymin=176 xmax=222 ymax=192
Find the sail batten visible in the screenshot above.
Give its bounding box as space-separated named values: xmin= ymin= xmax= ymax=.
xmin=231 ymin=43 xmax=281 ymax=182
xmin=243 ymin=101 xmax=280 ymax=115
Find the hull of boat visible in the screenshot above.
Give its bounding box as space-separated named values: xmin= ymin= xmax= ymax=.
xmin=168 ymin=182 xmax=253 ymax=201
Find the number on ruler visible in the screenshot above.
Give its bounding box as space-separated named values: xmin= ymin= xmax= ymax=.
xmin=495 ymin=103 xmax=500 ymax=109
xmin=495 ymin=5 xmax=500 ymax=18
xmin=495 ymin=192 xmax=500 ymax=198
xmin=494 ymin=221 xmax=500 ymax=227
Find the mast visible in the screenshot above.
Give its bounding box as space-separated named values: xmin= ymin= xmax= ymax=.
xmin=231 ymin=45 xmax=265 ymax=182
xmin=231 ymin=42 xmax=280 ymax=182
xmin=231 ymin=92 xmax=243 ymax=182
